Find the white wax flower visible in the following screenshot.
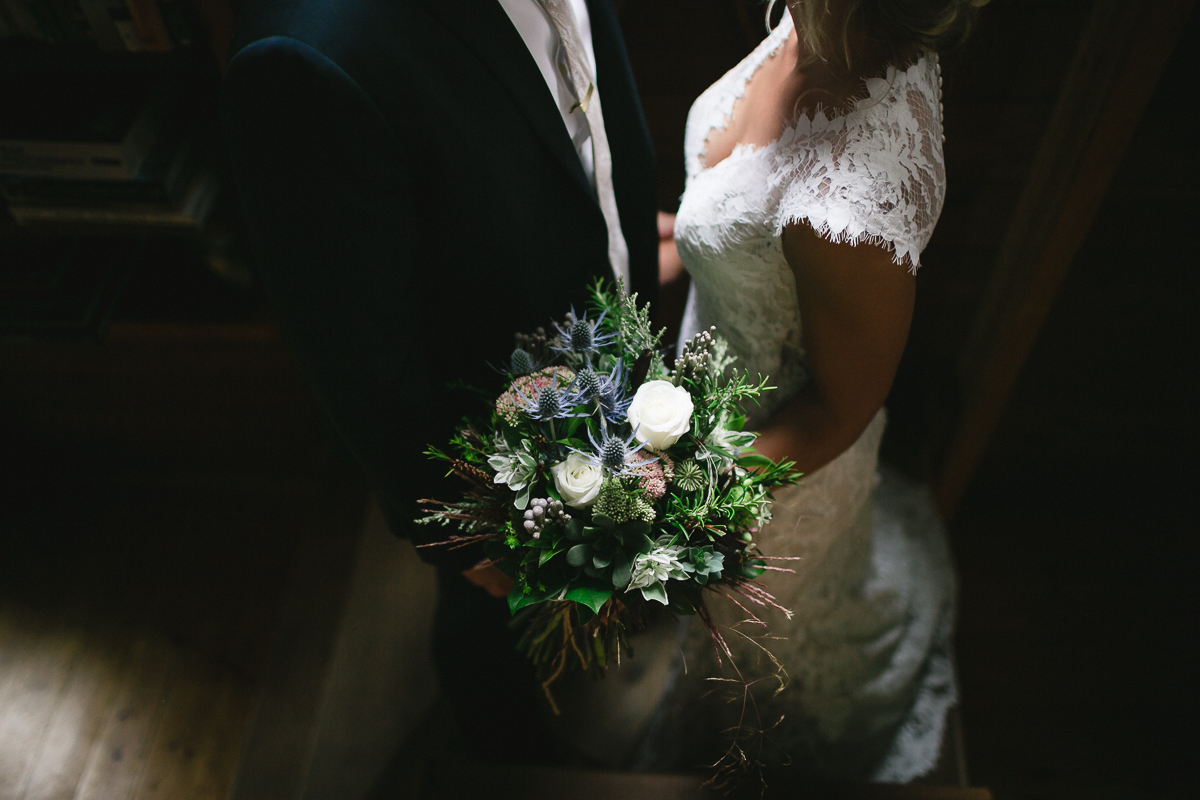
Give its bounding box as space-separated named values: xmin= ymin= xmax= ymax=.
xmin=627 ymin=380 xmax=694 ymax=451
xmin=552 ymin=452 xmax=604 ymax=508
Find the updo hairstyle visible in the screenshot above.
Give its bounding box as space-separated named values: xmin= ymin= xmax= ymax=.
xmin=769 ymin=0 xmax=991 ymax=72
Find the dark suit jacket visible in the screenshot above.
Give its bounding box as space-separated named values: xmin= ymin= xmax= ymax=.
xmin=221 ymin=0 xmax=658 ymax=569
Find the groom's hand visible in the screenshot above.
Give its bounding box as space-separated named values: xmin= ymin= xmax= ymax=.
xmin=462 ymin=562 xmax=514 ymax=598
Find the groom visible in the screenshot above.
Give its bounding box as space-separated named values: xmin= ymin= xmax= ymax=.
xmin=222 ymin=0 xmax=658 ymax=762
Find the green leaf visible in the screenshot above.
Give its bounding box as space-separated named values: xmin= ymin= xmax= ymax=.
xmin=592 ymin=552 xmax=612 ymax=568
xmin=611 ymin=553 xmax=632 ymax=588
xmin=538 ymin=548 xmax=562 ymax=566
xmin=514 ymin=485 xmax=531 ymax=510
xmin=565 ymin=585 xmax=613 ymax=615
xmin=565 ymin=518 xmax=587 ymax=541
xmin=508 ymin=591 xmax=541 ymax=615
xmin=567 ymin=544 xmax=592 ymax=567
xmin=737 ymin=453 xmax=775 ymax=470
xmin=740 ymin=558 xmax=765 ymax=579
xmin=640 ymin=581 xmax=669 ymax=605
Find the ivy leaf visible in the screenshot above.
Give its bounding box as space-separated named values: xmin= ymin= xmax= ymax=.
xmin=508 ymin=591 xmax=540 ymax=615
xmin=565 ymin=585 xmax=613 ymax=615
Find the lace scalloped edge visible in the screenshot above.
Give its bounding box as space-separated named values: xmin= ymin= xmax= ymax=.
xmin=775 ymin=210 xmax=922 ymax=275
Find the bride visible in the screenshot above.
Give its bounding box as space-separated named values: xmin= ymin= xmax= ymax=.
xmin=555 ymin=0 xmax=989 ymax=782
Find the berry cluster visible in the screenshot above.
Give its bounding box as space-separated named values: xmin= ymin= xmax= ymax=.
xmin=522 ymin=497 xmax=571 ymax=538
xmin=672 ymin=326 xmax=718 ymax=385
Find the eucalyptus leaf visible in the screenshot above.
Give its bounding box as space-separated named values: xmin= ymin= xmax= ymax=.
xmin=611 ymin=553 xmax=632 ymax=588
xmin=565 ymin=518 xmax=586 ymax=541
xmin=567 ymin=544 xmax=592 ymax=567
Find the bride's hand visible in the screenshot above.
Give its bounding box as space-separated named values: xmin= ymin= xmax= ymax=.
xmin=658 ymin=211 xmax=685 ymax=288
xmin=462 ymin=562 xmax=513 ymax=598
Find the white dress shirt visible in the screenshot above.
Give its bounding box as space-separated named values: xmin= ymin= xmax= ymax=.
xmin=496 ymin=0 xmax=598 ymax=187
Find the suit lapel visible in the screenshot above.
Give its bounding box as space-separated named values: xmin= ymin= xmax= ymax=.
xmin=583 ymin=0 xmax=659 ymax=302
xmin=415 ymin=0 xmax=596 ymax=205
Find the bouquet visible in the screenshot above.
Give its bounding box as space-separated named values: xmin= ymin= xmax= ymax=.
xmin=417 ymin=280 xmax=799 ymax=710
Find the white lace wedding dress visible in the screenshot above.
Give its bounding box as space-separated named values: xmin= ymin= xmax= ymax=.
xmin=555 ymin=14 xmax=957 ymax=782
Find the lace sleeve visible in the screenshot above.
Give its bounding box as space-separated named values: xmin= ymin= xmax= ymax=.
xmin=768 ymin=54 xmax=947 ymax=272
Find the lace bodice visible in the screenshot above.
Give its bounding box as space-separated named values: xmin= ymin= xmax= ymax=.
xmin=649 ymin=13 xmax=959 ymax=782
xmin=676 ymin=12 xmax=946 ymax=424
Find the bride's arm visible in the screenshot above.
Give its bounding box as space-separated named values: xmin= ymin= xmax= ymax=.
xmin=751 ymin=222 xmax=915 ymax=475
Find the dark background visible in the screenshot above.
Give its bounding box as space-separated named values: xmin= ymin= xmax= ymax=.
xmin=1 ymin=1 xmax=1196 ymax=798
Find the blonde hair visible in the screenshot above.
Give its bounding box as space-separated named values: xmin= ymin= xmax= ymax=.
xmin=768 ymin=0 xmax=991 ymax=72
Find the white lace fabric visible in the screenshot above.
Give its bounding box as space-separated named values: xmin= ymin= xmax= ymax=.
xmin=551 ymin=14 xmax=958 ymax=782
xmin=683 ymin=12 xmax=946 ymax=271
xmin=662 ymin=13 xmax=958 ymax=781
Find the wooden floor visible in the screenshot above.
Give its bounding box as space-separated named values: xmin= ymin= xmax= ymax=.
xmin=0 ymin=333 xmax=369 ymax=800
xmin=0 ymin=477 xmax=367 ymax=800
xmin=0 ymin=608 xmax=251 ymax=800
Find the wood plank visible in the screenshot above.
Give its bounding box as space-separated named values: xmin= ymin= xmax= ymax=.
xmin=19 ymin=625 xmax=132 ymax=800
xmin=418 ymin=759 xmax=994 ymax=800
xmin=933 ymin=0 xmax=1197 ymax=519
xmin=131 ymin=648 xmax=254 ymax=800
xmin=0 ymin=610 xmax=88 ymax=800
xmin=132 ymin=654 xmax=219 ymax=800
xmin=73 ymin=635 xmax=178 ymax=800
xmin=226 ymin=492 xmax=369 ymax=800
xmin=193 ymin=673 xmax=256 ymax=800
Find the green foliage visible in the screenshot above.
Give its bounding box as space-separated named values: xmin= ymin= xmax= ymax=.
xmin=417 ymin=277 xmax=801 ymax=684
xmin=593 ymin=477 xmax=657 ymax=524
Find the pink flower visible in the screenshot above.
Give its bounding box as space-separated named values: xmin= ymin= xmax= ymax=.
xmin=496 ymin=368 xmax=576 ymax=426
xmin=629 ymin=451 xmax=674 ymax=500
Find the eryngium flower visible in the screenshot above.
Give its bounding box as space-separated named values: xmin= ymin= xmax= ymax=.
xmin=495 ymin=368 xmax=576 ymax=425
xmin=552 ymin=308 xmax=617 ymax=355
xmin=575 ymin=360 xmax=632 ymax=424
xmin=583 ymin=423 xmax=651 ymax=476
xmin=509 ymin=348 xmax=536 ymax=376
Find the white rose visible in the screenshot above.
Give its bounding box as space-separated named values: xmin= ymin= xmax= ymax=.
xmin=627 ymin=380 xmax=694 ymax=451
xmin=551 ymin=452 xmax=604 ymax=508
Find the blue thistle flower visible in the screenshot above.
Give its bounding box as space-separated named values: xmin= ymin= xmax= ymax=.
xmin=576 ymin=424 xmax=654 ymax=476
xmin=509 ymin=348 xmax=536 ymax=376
xmin=552 ymin=308 xmax=617 ymax=356
xmin=512 ymin=369 xmax=585 ymax=421
xmin=576 ymin=360 xmax=632 ymax=424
